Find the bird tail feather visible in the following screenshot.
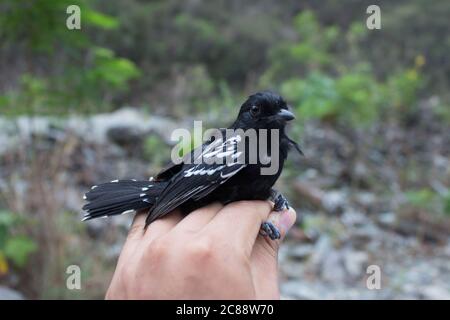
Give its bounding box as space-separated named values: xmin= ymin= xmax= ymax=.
xmin=82 ymin=179 xmax=165 ymax=221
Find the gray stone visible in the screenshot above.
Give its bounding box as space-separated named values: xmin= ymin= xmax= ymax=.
xmin=288 ymin=244 xmax=314 ymax=260
xmin=280 ymin=281 xmax=324 ymax=300
xmin=343 ymin=250 xmax=369 ymax=279
xmin=321 ymin=251 xmax=346 ymax=284
xmin=0 ymin=286 xmax=25 ymax=300
xmin=421 ymin=286 xmax=450 ymax=300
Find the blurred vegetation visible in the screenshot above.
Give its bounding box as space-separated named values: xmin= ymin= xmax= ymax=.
xmin=404 ymin=189 xmax=450 ymax=216
xmin=0 ymin=0 xmax=449 ymax=299
xmin=1 ymin=0 xmax=448 ymax=120
xmin=0 ymin=0 xmax=140 ymax=115
xmin=0 ymin=211 xmax=36 ymax=276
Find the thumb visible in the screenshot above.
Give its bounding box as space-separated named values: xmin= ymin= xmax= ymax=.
xmin=249 ymin=207 xmax=297 ymax=299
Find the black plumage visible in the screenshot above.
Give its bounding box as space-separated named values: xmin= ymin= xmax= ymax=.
xmin=82 ymin=91 xmax=302 ymax=239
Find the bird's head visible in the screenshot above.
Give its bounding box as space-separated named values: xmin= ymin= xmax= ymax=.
xmin=233 ymin=91 xmax=295 ymax=130
xmin=232 ymin=91 xmax=303 ymax=155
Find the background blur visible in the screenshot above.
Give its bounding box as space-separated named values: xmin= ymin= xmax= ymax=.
xmin=0 ymin=0 xmax=449 ymax=299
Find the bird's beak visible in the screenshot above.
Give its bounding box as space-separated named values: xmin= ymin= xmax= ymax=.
xmin=277 ymin=109 xmax=295 ymax=121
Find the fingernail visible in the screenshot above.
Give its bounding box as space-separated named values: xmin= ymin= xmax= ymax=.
xmin=268 ymin=208 xmax=296 ymax=237
xmin=280 ymin=208 xmax=296 ymax=233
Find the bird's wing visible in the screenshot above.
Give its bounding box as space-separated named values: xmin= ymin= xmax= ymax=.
xmin=155 ymin=161 xmax=184 ymax=181
xmin=146 ymin=133 xmax=246 ymax=224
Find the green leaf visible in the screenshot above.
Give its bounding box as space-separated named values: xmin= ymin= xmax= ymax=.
xmin=83 ymin=10 xmax=119 ymax=30
xmin=0 ymin=210 xmax=18 ymax=227
xmin=405 ymin=189 xmax=436 ymax=209
xmin=4 ymin=236 xmax=37 ymax=267
xmin=443 ymin=192 xmax=450 ymax=216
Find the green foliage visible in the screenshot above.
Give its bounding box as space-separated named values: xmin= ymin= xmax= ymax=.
xmin=261 ymin=11 xmax=339 ymax=85
xmin=0 ymin=0 xmax=138 ymax=116
xmin=444 ymin=192 xmax=450 ymax=216
xmin=366 ymin=1 xmax=450 ymax=93
xmin=0 ymin=211 xmax=37 ymax=273
xmin=1 ymin=1 xmax=446 ymax=120
xmin=1 ymin=46 xmax=140 ymax=116
xmin=281 ymin=73 xmax=336 ymax=121
xmin=88 ymin=47 xmax=140 ymax=88
xmin=434 ymin=103 xmax=450 ymax=124
xmin=83 ymin=8 xmax=119 ymax=30
xmin=266 ymin=10 xmax=426 ymax=128
xmin=404 ymin=189 xmax=450 ymax=216
xmin=0 ymin=74 xmax=50 ymax=115
xmin=0 ymin=0 xmax=118 ymax=52
xmin=143 ymin=135 xmax=170 ymax=166
xmin=4 ymin=236 xmax=37 ymax=267
xmin=405 ymin=189 xmax=436 ymax=209
xmin=281 ymin=69 xmax=385 ymax=127
xmin=386 ymin=68 xmax=423 ymax=114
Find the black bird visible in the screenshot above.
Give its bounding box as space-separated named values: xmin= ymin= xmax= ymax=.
xmin=82 ymin=91 xmax=302 ymax=239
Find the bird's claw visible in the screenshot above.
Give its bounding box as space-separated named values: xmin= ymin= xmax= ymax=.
xmin=260 ymin=221 xmax=281 ymax=240
xmin=273 ymin=193 xmax=290 ymax=212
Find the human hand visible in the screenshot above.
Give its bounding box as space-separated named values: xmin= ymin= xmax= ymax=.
xmin=105 ymin=201 xmax=296 ymax=299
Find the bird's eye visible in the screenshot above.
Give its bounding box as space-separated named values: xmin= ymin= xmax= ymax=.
xmin=250 ymin=105 xmax=260 ymax=117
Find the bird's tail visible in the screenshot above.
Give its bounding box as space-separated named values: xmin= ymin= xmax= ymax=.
xmin=82 ymin=179 xmax=166 ymax=221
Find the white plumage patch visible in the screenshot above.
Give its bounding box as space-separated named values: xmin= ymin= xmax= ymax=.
xmin=146 ymin=132 xmax=247 ymax=220
xmin=183 ymin=165 xmax=225 ymax=177
xmin=201 ymin=135 xmax=242 ymax=159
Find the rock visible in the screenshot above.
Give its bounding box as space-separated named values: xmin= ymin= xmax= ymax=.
xmin=292 ymin=182 xmax=347 ymax=215
xmin=341 ymin=210 xmax=368 ymax=227
xmin=421 ymin=286 xmax=450 ymax=300
xmin=87 ymin=108 xmax=180 ymax=145
xmin=355 ymin=192 xmax=376 ymax=209
xmin=85 ymin=217 xmax=110 ymax=239
xmin=107 ymin=126 xmax=143 ymax=147
xmin=61 ymin=189 xmax=86 ymax=214
xmin=321 ymin=251 xmax=346 ymax=284
xmin=280 ymin=281 xmax=324 ymax=300
xmin=352 ymin=224 xmax=380 ymax=249
xmin=343 ymin=250 xmax=369 ymax=279
xmin=354 ymin=161 xmax=369 ymax=180
xmin=322 ymin=190 xmax=346 ymax=214
xmin=111 ymin=213 xmax=134 ymax=229
xmin=0 ymin=108 xmax=181 ymax=148
xmin=287 ymin=244 xmax=314 ymax=261
xmin=309 ymin=235 xmax=332 ymax=269
xmin=377 ymin=212 xmax=396 ymax=227
xmin=280 ymin=261 xmax=305 ymax=279
xmin=0 ymin=286 xmax=25 ymax=300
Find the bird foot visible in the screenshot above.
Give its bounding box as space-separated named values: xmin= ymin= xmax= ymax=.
xmin=260 ymin=221 xmax=281 ymax=240
xmin=273 ymin=193 xmax=290 ymax=212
